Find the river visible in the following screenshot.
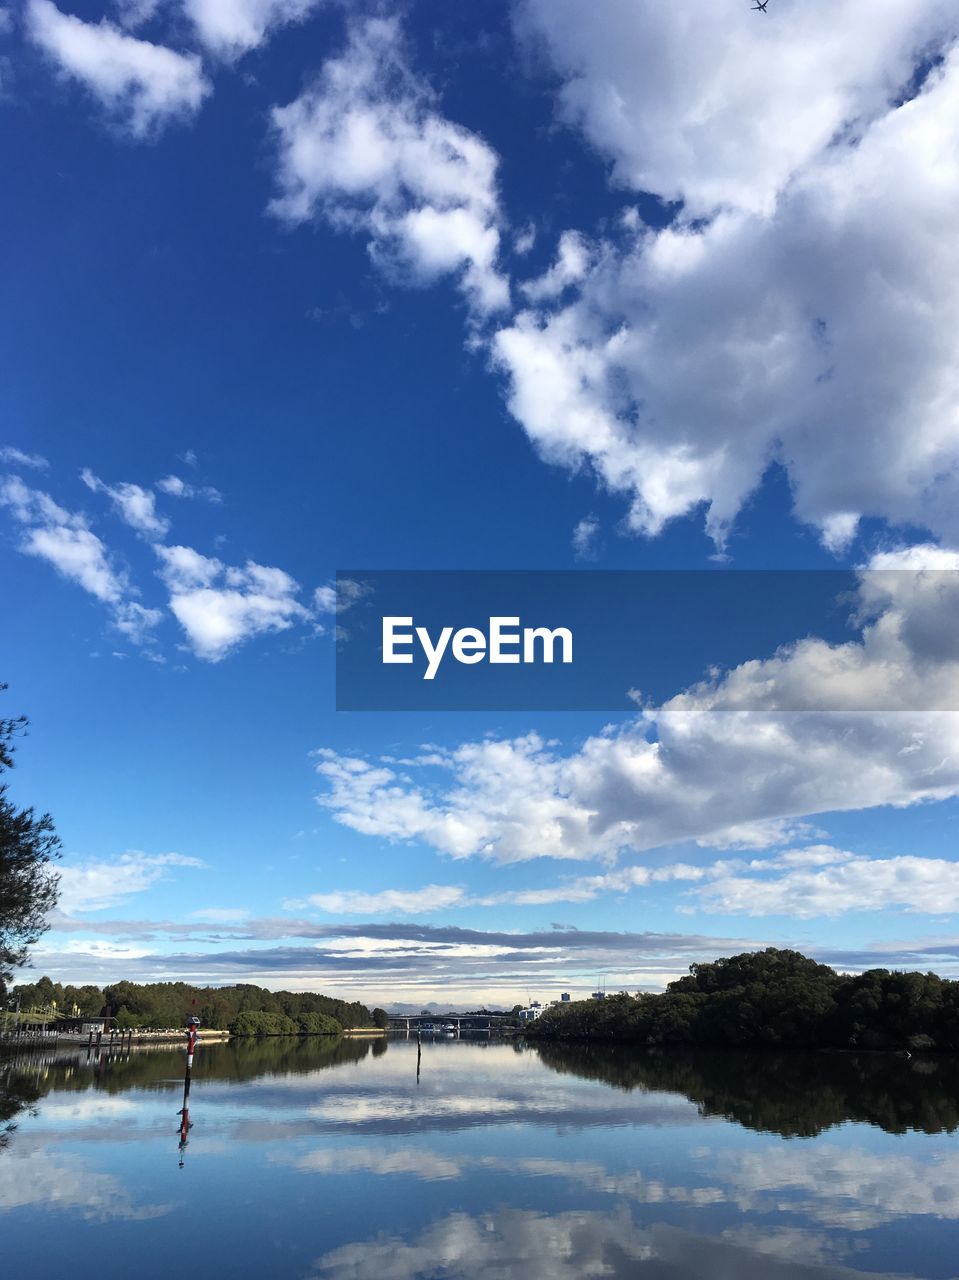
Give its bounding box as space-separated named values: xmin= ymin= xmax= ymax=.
xmin=3 ymin=1035 xmax=958 ymax=1278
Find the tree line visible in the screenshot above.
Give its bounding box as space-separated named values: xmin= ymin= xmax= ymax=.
xmin=528 ymin=947 xmax=959 ymax=1051
xmin=9 ymin=973 xmax=386 ymax=1034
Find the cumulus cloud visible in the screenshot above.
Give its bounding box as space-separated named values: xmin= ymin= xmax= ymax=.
xmin=498 ymin=11 xmax=959 ymax=548
xmin=314 ymin=564 xmax=959 ymax=862
xmin=26 ymin=0 xmax=210 ymax=138
xmin=183 ymin=0 xmax=322 ymax=61
xmin=269 ymin=17 xmax=509 ymax=315
xmin=156 ymin=542 xmax=311 ymax=660
xmin=515 ymin=0 xmax=957 ymax=218
xmin=57 ymin=851 xmax=204 ymax=914
xmin=81 ymin=469 xmax=169 ymax=539
xmin=0 ymin=474 xmax=161 ymax=642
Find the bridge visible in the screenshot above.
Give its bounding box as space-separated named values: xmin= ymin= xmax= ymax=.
xmin=387 ymin=1013 xmax=516 ymax=1033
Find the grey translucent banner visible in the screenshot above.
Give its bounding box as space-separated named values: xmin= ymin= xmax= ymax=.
xmin=334 ymin=569 xmax=958 ymax=712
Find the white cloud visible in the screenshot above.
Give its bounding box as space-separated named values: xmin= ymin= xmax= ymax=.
xmin=515 ymin=0 xmax=957 ymax=218
xmin=57 ymin=851 xmax=204 ymax=913
xmin=695 ymin=819 xmax=821 ymax=851
xmin=81 ymin=469 xmax=169 ymax=539
xmin=281 ymin=841 xmax=959 ymax=920
xmin=183 ymin=0 xmax=322 ymax=61
xmin=719 ymin=1143 xmax=959 ymax=1229
xmin=312 ymin=1205 xmax=900 ymax=1280
xmin=0 ymin=445 xmax=47 ymax=469
xmin=288 ymin=862 xmax=712 ymax=915
xmin=269 ymin=17 xmax=509 ymax=316
xmin=295 ymin=884 xmax=469 ymax=915
xmin=571 ymin=514 xmax=599 ymax=560
xmin=187 ymin=906 xmax=249 ymax=922
xmin=293 ymin=1148 xmax=462 ymax=1182
xmin=315 ymin=565 xmax=959 ymax=862
xmin=513 ymin=223 xmax=536 ymax=255
xmin=496 ymin=21 xmax=959 ymax=549
xmin=692 ymin=850 xmax=959 ymax=918
xmin=113 ymin=0 xmax=163 ymax=30
xmin=26 ymin=0 xmax=210 ymax=138
xmin=521 ymin=230 xmax=592 ymax=302
xmin=0 ymin=474 xmax=161 ymax=642
xmin=313 ymin=577 xmax=369 ymax=615
xmin=0 ymin=1147 xmax=171 ymax=1220
xmin=156 ymin=542 xmax=311 ymax=660
xmin=155 ymin=473 xmax=222 ymax=503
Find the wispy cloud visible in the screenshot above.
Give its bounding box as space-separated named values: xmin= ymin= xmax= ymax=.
xmin=289 ymin=884 xmax=470 ymax=915
xmin=286 ymin=844 xmax=959 ymax=921
xmin=81 ymin=469 xmax=169 ymax=539
xmin=0 ymin=474 xmax=161 ymax=643
xmin=571 ymin=515 xmax=599 ymax=561
xmin=33 ymin=913 xmax=959 ymax=997
xmin=155 ymin=474 xmax=222 ymax=503
xmin=57 ymin=851 xmax=204 ymax=914
xmin=26 ymin=0 xmax=210 ymax=138
xmin=0 ymin=445 xmax=47 ymax=469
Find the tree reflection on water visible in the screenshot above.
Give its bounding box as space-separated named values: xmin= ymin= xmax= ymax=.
xmin=533 ymin=1040 xmax=959 ymax=1137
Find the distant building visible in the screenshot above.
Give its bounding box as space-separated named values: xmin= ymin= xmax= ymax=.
xmin=517 ymin=1007 xmax=542 ymax=1022
xmin=591 ymin=991 xmax=606 ymax=1001
xmin=49 ymin=1016 xmax=117 ymax=1035
xmin=560 ymin=993 xmax=571 ymax=1002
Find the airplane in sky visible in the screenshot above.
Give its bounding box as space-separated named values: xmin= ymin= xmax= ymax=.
xmin=752 ymin=1 xmax=769 ymax=11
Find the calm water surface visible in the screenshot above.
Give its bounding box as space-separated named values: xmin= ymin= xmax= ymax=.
xmin=3 ymin=1036 xmax=958 ymax=1278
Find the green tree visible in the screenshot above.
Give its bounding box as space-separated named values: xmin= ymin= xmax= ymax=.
xmin=372 ymin=1007 xmax=389 ymax=1029
xmin=0 ymin=687 xmax=60 ymax=996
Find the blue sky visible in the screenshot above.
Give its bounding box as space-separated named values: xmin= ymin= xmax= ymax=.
xmin=3 ymin=0 xmax=959 ymax=1008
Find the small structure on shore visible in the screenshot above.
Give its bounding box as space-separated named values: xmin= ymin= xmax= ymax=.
xmin=49 ymin=1015 xmax=117 ymax=1035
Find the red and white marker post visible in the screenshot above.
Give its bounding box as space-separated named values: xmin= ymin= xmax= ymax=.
xmin=178 ymin=1014 xmax=201 ymax=1167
